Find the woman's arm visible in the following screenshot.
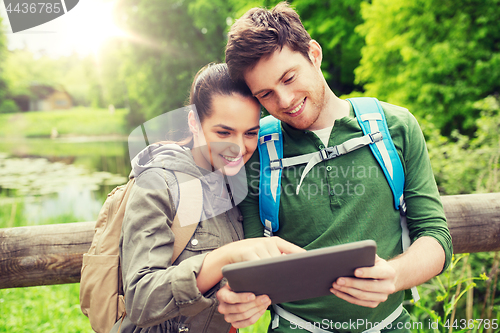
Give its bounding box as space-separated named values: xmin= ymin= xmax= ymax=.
xmin=121 ymin=170 xmax=213 ymax=327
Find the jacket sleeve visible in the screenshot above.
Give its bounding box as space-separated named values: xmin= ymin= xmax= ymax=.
xmin=120 ymin=169 xmax=215 ymax=328
xmin=399 ymin=110 xmax=453 ymax=273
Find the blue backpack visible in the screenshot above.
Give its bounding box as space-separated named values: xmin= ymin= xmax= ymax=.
xmin=257 ymin=97 xmax=419 ymax=301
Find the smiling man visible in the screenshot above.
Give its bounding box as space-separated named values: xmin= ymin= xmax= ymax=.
xmin=216 ymin=2 xmax=453 ymax=333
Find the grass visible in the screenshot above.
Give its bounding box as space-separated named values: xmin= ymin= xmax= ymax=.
xmin=0 ymin=107 xmax=128 ymax=138
xmin=0 ymin=139 xmax=128 ymax=159
xmin=0 ymin=201 xmax=93 ymax=332
xmin=240 ymin=311 xmax=271 ymax=333
xmin=0 ymin=284 xmax=92 ymax=333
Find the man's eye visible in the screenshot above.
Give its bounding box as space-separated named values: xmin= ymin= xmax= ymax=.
xmin=246 ymin=131 xmax=258 ymax=137
xmin=284 ymin=75 xmax=295 ymax=83
xmin=217 ymin=131 xmax=230 ymax=136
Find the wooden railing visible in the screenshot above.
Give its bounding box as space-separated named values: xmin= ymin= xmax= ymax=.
xmin=1 ymin=192 xmax=499 ymax=289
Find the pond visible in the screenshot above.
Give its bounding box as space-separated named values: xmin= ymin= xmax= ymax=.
xmin=0 ymin=137 xmax=131 ymax=228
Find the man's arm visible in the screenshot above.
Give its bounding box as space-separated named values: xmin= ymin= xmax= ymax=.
xmin=331 ymin=236 xmax=444 ymax=308
xmin=331 ymin=107 xmax=451 ymax=307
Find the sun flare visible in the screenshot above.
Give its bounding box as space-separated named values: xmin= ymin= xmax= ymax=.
xmin=65 ymin=0 xmax=126 ymax=55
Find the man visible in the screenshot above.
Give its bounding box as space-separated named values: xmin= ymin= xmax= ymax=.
xmin=217 ymin=2 xmax=452 ymax=332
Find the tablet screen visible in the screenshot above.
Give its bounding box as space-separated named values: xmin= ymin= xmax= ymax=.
xmin=221 ymin=239 xmax=376 ymax=304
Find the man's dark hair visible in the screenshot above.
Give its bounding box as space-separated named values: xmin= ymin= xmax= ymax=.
xmin=225 ymin=2 xmax=312 ymax=82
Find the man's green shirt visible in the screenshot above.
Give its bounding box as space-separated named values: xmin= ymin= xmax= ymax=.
xmin=239 ymin=101 xmax=453 ymax=333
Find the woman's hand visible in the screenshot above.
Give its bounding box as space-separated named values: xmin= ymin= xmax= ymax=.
xmin=197 ymin=237 xmax=304 ymax=294
xmin=219 ymin=236 xmax=306 ymax=264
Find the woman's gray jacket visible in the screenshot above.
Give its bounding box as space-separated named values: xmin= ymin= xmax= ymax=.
xmin=110 ymin=144 xmax=244 ymax=333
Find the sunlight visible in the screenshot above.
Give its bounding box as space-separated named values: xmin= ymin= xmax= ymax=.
xmin=65 ymin=0 xmax=126 ymax=55
xmin=1 ymin=0 xmax=161 ymax=57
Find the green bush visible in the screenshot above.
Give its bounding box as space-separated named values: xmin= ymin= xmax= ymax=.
xmin=0 ymin=99 xmax=19 ymax=114
xmin=425 ymin=95 xmax=500 ymax=195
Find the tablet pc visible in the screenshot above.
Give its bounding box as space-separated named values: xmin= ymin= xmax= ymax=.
xmin=221 ymin=239 xmax=376 ymax=304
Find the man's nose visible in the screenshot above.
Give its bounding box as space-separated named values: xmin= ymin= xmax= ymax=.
xmin=276 ymin=86 xmax=294 ymax=110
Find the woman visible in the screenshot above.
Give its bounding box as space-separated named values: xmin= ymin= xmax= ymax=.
xmin=111 ymin=63 xmax=302 ymax=333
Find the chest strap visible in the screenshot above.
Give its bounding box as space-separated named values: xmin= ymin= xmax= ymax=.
xmin=272 ymin=303 xmax=404 ymax=333
xmin=261 ymin=131 xmax=382 ymax=237
xmin=291 ymin=132 xmax=383 ymax=195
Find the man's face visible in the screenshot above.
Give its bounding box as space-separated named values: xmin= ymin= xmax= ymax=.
xmin=243 ymin=42 xmax=327 ymax=131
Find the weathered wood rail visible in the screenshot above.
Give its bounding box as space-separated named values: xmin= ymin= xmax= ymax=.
xmin=1 ymin=192 xmax=500 ymax=289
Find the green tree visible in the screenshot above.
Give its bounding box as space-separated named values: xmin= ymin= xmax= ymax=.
xmin=355 ymin=0 xmax=500 ymax=135
xmin=114 ymin=0 xmax=368 ymax=125
xmin=97 ymin=40 xmax=128 ymax=109
xmin=3 ymin=48 xmax=108 ymax=108
xmin=4 ymin=49 xmax=62 ymax=96
xmin=0 ymin=16 xmax=18 ymax=113
xmin=294 ymin=0 xmax=365 ymax=96
xmin=228 ymin=0 xmax=367 ymax=97
xmin=115 ymin=0 xmax=242 ymax=124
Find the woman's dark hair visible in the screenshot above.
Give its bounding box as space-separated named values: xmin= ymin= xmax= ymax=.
xmin=189 ymin=63 xmax=254 ymax=124
xmin=167 ymin=63 xmax=257 ymax=148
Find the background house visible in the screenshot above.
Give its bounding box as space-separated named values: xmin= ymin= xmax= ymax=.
xmin=14 ymin=84 xmax=73 ymax=111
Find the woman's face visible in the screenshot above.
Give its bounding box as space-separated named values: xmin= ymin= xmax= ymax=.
xmin=191 ymin=93 xmax=261 ymax=176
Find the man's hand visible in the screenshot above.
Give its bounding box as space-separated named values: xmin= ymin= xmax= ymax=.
xmin=217 ymin=284 xmax=271 ymax=328
xmin=330 ymin=255 xmax=397 ymax=308
xmin=330 ymin=236 xmax=446 ymax=308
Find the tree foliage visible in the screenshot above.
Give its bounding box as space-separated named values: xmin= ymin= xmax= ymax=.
xmin=3 ymin=49 xmax=105 ymax=108
xmin=112 ymin=0 xmax=369 ymax=125
xmin=426 ymin=95 xmax=500 ymax=195
xmin=114 ymin=0 xmax=241 ymax=124
xmin=0 ymin=16 xmax=18 ymax=113
xmin=294 ymin=0 xmax=365 ymax=96
xmin=355 ymin=0 xmax=500 ymax=135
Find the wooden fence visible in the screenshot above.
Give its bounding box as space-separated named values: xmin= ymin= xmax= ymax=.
xmin=1 ymin=192 xmax=500 ymax=289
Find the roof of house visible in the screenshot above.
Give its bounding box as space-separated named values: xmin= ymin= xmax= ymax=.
xmin=29 ymin=84 xmax=71 ymax=99
xmin=29 ymin=84 xmax=57 ymax=99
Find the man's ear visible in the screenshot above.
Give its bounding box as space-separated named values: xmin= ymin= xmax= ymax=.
xmin=308 ymin=40 xmax=323 ymax=69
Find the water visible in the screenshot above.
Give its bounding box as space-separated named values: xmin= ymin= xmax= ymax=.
xmin=0 ymin=138 xmax=131 ymax=227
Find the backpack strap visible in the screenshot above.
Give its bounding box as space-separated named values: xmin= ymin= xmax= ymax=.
xmin=258 ymin=116 xmax=283 ymax=236
xmin=170 ymin=171 xmax=203 ymax=263
xmin=348 ymin=97 xmax=419 ymax=302
xmin=292 ymin=132 xmax=383 ymax=194
xmin=272 ymin=303 xmax=404 ymax=333
xmin=347 ymin=97 xmax=405 ymax=211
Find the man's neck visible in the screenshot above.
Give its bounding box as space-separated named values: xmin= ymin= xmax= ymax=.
xmin=308 ymin=89 xmax=350 ymax=131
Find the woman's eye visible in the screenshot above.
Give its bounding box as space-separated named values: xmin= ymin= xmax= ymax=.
xmin=260 ymin=91 xmax=271 ymax=99
xmin=217 ymin=131 xmax=230 ymax=136
xmin=246 ymin=131 xmax=258 ymax=137
xmin=284 ymin=75 xmax=295 ymax=84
